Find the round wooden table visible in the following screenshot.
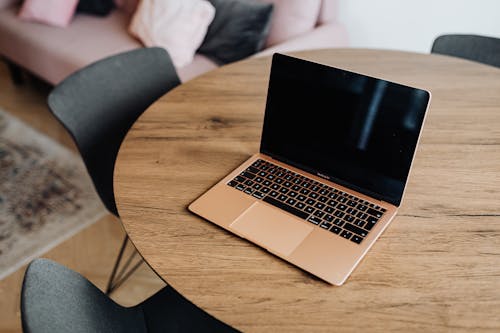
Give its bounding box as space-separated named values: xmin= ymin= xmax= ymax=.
xmin=114 ymin=49 xmax=500 ymax=332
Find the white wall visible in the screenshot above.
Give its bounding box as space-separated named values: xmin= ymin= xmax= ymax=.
xmin=337 ymin=0 xmax=500 ymax=53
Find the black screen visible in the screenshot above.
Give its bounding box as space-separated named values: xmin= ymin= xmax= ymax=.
xmin=260 ymin=54 xmax=430 ymax=206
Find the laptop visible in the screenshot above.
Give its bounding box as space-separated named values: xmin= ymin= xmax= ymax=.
xmin=189 ymin=53 xmax=431 ymax=285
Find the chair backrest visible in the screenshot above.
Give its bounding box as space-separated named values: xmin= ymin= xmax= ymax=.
xmin=21 ymin=259 xmax=147 ymax=333
xmin=431 ymin=34 xmax=500 ymax=68
xmin=48 ymin=47 xmax=180 ymax=216
xmin=21 ymin=259 xmax=237 ymax=333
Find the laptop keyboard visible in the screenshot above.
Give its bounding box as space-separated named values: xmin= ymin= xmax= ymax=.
xmin=227 ymin=159 xmax=386 ymax=245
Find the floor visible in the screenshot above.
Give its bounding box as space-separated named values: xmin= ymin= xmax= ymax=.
xmin=0 ymin=61 xmax=165 ymax=333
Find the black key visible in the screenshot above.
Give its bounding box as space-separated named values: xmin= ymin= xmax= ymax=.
xmin=279 ymin=187 xmax=289 ymax=194
xmin=245 ymin=180 xmax=254 ymax=186
xmin=263 ymin=196 xmax=309 ymax=220
xmin=328 ymin=193 xmax=338 ymax=200
xmin=357 ymin=212 xmax=368 ymax=220
xmin=271 ymin=184 xmax=280 ymax=190
xmin=269 ymin=190 xmax=279 ymax=197
xmin=278 ymin=194 xmax=287 ymax=201
xmin=285 ymin=175 xmax=293 ymax=181
xmin=365 ymin=216 xmax=378 ymax=230
xmin=327 ymin=200 xmax=337 ymax=208
xmin=244 ymin=188 xmax=253 ymax=195
xmin=297 ymin=195 xmax=306 ymax=201
xmin=236 ymin=184 xmax=245 ymax=191
xmin=295 ymin=202 xmax=305 ymax=210
xmin=259 ymin=171 xmax=267 ymax=177
xmin=311 ymin=185 xmax=321 ymax=192
xmin=306 ymin=198 xmax=316 ymax=206
xmin=354 ymin=219 xmax=365 ymax=227
xmin=267 ymin=174 xmax=275 ymax=180
xmin=330 ymin=226 xmax=341 ymax=234
xmin=357 ymin=204 xmax=368 ymax=211
xmin=242 ymin=171 xmax=256 ymax=179
xmin=251 ymin=160 xmax=261 ymax=167
xmin=325 ymin=214 xmax=334 ymax=222
xmin=333 ymin=218 xmax=344 ymax=226
xmin=255 ymin=177 xmax=264 ymax=183
xmin=334 ymin=211 xmax=345 ymax=218
xmin=351 ymin=235 xmax=363 ymax=244
xmin=288 ymin=191 xmax=298 ymax=198
xmin=261 ymin=165 xmax=269 ymax=171
xmin=253 ymin=192 xmax=264 ymax=199
xmin=284 ymin=181 xmax=292 ymax=187
xmin=248 ymin=166 xmax=259 ymax=174
xmin=337 ymin=204 xmax=347 ymax=211
xmin=347 ymin=200 xmax=357 ymax=207
xmin=300 ymin=189 xmax=310 ymax=195
xmin=228 ymin=180 xmax=237 ymax=187
xmin=314 ymin=202 xmax=325 ymax=210
xmin=367 ymin=208 xmax=383 ymax=218
xmin=338 ymin=196 xmax=348 ymax=203
xmin=340 ymin=230 xmax=353 ymax=240
xmin=293 ymin=178 xmax=302 ymax=184
xmin=305 ymin=206 xmax=315 ymax=214
xmin=314 ymin=210 xmax=325 ymax=218
xmin=320 ymin=222 xmax=332 ymax=230
xmin=308 ymin=216 xmax=322 ymax=225
xmin=325 ymin=206 xmax=334 ymax=214
xmin=286 ymin=198 xmax=297 ymax=206
xmin=301 ymin=181 xmax=311 ymax=188
xmin=318 ymin=196 xmax=328 ymax=203
xmin=263 ymin=180 xmax=271 ymax=186
xmin=310 ymin=192 xmax=319 ymax=199
xmin=252 ymin=184 xmax=262 ymax=190
xmin=345 ymin=215 xmax=355 ymax=223
xmin=319 ymin=189 xmax=329 ymax=196
xmin=235 ymin=175 xmax=245 ymax=183
xmin=346 ymin=207 xmax=356 ymax=215
xmin=343 ymin=223 xmax=368 ymax=237
xmin=261 ymin=187 xmax=270 ymax=194
xmin=292 ymin=185 xmax=301 ymax=191
xmin=276 ymin=171 xmax=285 ymax=177
xmin=276 ymin=178 xmax=284 ymax=184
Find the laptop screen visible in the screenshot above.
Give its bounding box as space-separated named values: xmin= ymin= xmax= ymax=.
xmin=260 ymin=54 xmax=430 ymax=206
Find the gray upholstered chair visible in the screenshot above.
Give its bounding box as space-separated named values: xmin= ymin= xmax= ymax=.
xmin=48 ymin=47 xmax=181 ymax=294
xmin=21 ymin=259 xmax=237 ymax=333
xmin=431 ymin=34 xmax=500 ymax=68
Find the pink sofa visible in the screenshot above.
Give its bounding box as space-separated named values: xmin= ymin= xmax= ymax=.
xmin=0 ymin=0 xmax=348 ymax=84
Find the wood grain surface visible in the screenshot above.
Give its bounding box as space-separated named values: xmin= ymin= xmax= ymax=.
xmin=114 ymin=49 xmax=500 ymax=332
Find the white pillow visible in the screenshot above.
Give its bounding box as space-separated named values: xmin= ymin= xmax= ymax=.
xmin=129 ymin=0 xmax=215 ymax=68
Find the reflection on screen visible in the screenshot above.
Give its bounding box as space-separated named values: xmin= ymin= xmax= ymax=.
xmin=260 ymin=54 xmax=430 ymax=206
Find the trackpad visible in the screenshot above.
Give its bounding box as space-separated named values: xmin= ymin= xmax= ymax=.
xmin=229 ymin=202 xmax=313 ymax=256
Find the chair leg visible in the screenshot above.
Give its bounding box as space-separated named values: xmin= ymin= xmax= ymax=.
xmin=106 ymin=235 xmax=144 ymax=294
xmin=5 ymin=59 xmax=25 ymax=85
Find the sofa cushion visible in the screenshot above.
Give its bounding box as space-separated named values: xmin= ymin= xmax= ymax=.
xmin=129 ymin=0 xmax=215 ymax=68
xmin=77 ymin=0 xmax=115 ymax=17
xmin=198 ymin=0 xmax=273 ymax=64
xmin=257 ymin=0 xmax=322 ymax=47
xmin=18 ymin=0 xmax=79 ymax=28
xmin=0 ymin=7 xmax=141 ymax=84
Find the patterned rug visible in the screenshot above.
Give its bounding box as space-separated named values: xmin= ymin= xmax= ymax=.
xmin=0 ymin=108 xmax=107 ymax=280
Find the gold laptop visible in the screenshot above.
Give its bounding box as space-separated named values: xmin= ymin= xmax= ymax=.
xmin=189 ymin=54 xmax=431 ymax=285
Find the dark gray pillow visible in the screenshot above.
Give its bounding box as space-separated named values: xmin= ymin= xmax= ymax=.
xmin=77 ymin=0 xmax=115 ymax=16
xmin=198 ymin=0 xmax=274 ymax=65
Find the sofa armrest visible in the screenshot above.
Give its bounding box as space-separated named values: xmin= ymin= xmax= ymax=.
xmin=255 ymin=22 xmax=348 ymax=58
